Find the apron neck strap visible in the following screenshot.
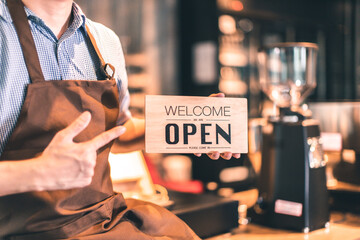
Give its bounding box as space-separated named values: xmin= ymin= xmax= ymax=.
xmin=7 ymin=0 xmax=115 ymax=82
xmin=86 ymin=25 xmax=115 ymax=80
xmin=7 ymin=0 xmax=45 ymax=83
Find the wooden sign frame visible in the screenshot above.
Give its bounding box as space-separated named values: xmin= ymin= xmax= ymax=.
xmin=145 ymin=95 xmax=248 ymax=153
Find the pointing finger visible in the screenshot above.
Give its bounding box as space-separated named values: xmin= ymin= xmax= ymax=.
xmin=85 ymin=126 xmax=126 ymax=150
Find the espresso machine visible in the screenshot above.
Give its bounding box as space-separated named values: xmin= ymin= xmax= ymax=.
xmin=249 ymin=43 xmax=329 ymax=232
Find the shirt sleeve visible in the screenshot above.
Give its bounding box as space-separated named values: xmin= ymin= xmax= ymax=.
xmin=114 ymin=35 xmax=132 ymax=125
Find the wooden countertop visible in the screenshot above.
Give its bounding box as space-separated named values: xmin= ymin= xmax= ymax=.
xmin=207 ymin=212 xmax=360 ymax=240
xmin=205 ymin=188 xmax=360 ymax=240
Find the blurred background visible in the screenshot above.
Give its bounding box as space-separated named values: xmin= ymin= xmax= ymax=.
xmin=76 ymin=0 xmax=360 ymax=205
xmin=74 ymin=0 xmax=360 ymax=237
xmin=77 ymin=0 xmax=360 ymax=117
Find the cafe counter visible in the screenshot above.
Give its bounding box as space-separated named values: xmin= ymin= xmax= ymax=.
xmin=207 ymin=211 xmax=360 ymax=240
xmin=206 ymin=189 xmax=360 ymax=240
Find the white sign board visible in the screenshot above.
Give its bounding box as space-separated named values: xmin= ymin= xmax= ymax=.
xmin=145 ymin=95 xmax=248 ymax=153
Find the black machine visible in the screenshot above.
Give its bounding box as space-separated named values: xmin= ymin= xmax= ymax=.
xmin=249 ymin=43 xmax=329 ymax=232
xmin=251 ymin=110 xmax=329 ymax=232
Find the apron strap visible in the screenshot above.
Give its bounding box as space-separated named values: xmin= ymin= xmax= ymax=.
xmin=85 ymin=25 xmax=115 ymax=80
xmin=7 ymin=0 xmax=45 ymax=83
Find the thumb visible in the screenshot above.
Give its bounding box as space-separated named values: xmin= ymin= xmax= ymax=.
xmin=209 ymin=92 xmax=225 ymax=98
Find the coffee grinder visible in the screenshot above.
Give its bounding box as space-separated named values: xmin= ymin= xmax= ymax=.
xmin=249 ymin=43 xmax=329 ymax=232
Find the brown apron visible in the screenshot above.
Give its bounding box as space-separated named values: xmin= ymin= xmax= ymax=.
xmin=0 ymin=0 xmax=200 ymax=239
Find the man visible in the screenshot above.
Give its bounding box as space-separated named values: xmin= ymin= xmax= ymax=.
xmin=0 ymin=0 xmax=239 ymax=239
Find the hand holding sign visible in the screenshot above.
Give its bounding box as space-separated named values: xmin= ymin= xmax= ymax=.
xmin=145 ymin=94 xmax=248 ymax=160
xmin=194 ymin=93 xmax=241 ymax=160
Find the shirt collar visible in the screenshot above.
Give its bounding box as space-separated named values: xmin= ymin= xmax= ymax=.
xmin=70 ymin=2 xmax=87 ymax=33
xmin=0 ymin=0 xmax=86 ymax=33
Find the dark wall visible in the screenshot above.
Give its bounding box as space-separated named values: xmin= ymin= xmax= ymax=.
xmin=178 ymin=0 xmax=220 ymax=96
xmin=178 ymin=0 xmax=359 ymax=104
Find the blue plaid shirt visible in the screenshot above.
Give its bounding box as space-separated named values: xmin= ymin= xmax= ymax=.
xmin=0 ymin=0 xmax=131 ymax=156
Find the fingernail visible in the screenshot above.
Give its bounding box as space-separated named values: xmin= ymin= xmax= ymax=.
xmin=82 ymin=111 xmax=90 ymax=116
xmin=212 ymin=152 xmax=220 ymax=159
xmin=80 ymin=111 xmax=91 ymax=120
xmin=234 ymin=153 xmax=241 ymax=159
xmin=116 ymin=126 xmax=126 ymax=135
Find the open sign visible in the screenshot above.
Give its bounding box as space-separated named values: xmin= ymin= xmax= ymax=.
xmin=145 ymin=95 xmax=248 ymax=153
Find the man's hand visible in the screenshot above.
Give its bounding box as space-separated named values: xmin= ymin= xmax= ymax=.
xmin=194 ymin=93 xmax=241 ymax=160
xmin=111 ymin=117 xmax=145 ymax=153
xmin=36 ymin=111 xmax=126 ymax=191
